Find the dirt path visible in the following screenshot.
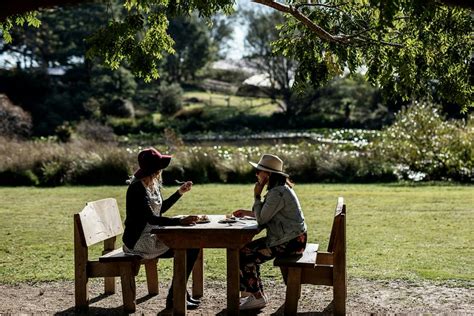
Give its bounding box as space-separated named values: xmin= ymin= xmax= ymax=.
xmin=1 ymin=278 xmax=472 ymax=315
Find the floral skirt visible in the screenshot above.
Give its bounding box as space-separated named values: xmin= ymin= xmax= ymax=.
xmin=239 ymin=232 xmax=307 ymax=293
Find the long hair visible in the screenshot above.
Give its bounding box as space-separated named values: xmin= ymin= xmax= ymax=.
xmin=149 ymin=170 xmax=163 ymax=188
xmin=267 ymin=172 xmax=294 ymax=189
xmin=128 ymin=170 xmax=163 ymax=188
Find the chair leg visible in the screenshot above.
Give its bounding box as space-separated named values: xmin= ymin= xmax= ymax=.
xmin=333 ymin=280 xmax=346 ymax=316
xmin=145 ymin=259 xmax=159 ymax=295
xmin=104 ymin=276 xmax=116 ymax=294
xmin=284 ymin=267 xmax=302 ymax=316
xmin=74 ymin=218 xmax=89 ymax=310
xmin=74 ymin=276 xmax=89 ymax=310
xmin=120 ymin=263 xmax=137 ymax=313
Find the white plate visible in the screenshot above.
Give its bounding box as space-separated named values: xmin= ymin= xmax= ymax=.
xmin=218 ymin=218 xmax=237 ymax=224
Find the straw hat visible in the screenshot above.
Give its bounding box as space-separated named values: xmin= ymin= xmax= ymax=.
xmin=133 ymin=147 xmax=172 ymax=179
xmin=249 ymin=154 xmax=289 ymax=177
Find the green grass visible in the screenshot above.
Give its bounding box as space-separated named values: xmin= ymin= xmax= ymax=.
xmin=183 ymin=91 xmax=279 ymax=116
xmin=0 ymin=184 xmax=473 ymax=286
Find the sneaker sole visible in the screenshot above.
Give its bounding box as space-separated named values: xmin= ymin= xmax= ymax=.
xmin=240 ymin=304 xmax=266 ymax=310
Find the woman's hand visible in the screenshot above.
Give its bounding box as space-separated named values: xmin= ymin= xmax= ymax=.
xmin=233 ymin=209 xmax=254 ymax=218
xmin=180 ymin=215 xmax=198 ymax=226
xmin=253 ymin=182 xmax=264 ymax=197
xmin=253 ymin=181 xmax=267 ymax=199
xmin=178 ymin=181 xmax=193 ymax=195
xmin=254 ymin=171 xmax=269 ymax=198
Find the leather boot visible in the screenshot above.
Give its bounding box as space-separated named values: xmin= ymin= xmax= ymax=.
xmin=166 ymin=296 xmax=199 ymax=310
xmin=187 ymin=291 xmax=201 ymax=305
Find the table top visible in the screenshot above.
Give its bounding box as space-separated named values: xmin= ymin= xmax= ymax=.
xmin=153 ymin=215 xmax=259 ymax=231
xmin=151 ymin=215 xmax=260 ymax=249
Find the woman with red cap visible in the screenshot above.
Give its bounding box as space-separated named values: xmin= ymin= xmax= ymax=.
xmin=122 ymin=147 xmax=200 ymax=309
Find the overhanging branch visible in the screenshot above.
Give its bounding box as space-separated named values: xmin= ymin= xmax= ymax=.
xmin=252 ymin=0 xmax=403 ymax=47
xmin=252 ymin=0 xmax=347 ymax=44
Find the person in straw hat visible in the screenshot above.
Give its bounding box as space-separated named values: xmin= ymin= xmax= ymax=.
xmin=232 ymin=154 xmax=308 ymax=310
xmin=122 ymin=147 xmax=201 ymax=309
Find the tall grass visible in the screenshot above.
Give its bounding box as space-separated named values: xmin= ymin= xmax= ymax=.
xmin=0 ymin=118 xmax=472 ymax=186
xmin=0 ymin=137 xmax=135 ymax=186
xmin=0 ymin=184 xmax=472 ymax=285
xmin=0 ymin=136 xmax=393 ymax=186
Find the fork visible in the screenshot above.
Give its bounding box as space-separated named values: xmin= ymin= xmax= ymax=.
xmin=174 ymin=180 xmax=185 ymax=185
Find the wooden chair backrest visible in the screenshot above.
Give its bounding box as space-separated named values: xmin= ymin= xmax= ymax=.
xmin=76 ymin=198 xmax=124 ymax=247
xmin=327 ymin=197 xmax=346 ymax=253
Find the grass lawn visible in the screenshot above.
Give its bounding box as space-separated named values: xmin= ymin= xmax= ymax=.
xmin=0 ymin=184 xmax=472 ymax=286
xmin=183 ymin=91 xmax=280 ymax=116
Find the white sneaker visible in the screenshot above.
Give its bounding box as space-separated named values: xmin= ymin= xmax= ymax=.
xmin=239 ymin=294 xmax=267 ymax=310
xmin=240 ymin=291 xmax=251 ymax=303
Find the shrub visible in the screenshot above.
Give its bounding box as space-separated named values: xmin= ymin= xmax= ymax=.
xmin=374 ymin=101 xmax=473 ymax=182
xmin=39 ymin=159 xmax=72 ymax=186
xmin=82 ymin=97 xmax=102 ymax=119
xmin=0 ymin=169 xmax=39 ymax=186
xmin=108 ymin=117 xmax=137 ymax=135
xmin=293 ymin=75 xmax=391 ymax=129
xmin=222 ymin=158 xmax=255 ymax=183
xmin=277 ymin=144 xmax=395 ymax=183
xmin=179 ymin=150 xmax=224 ymax=183
xmin=55 ymin=122 xmax=73 ymax=143
xmin=108 ymin=117 xmax=159 ymax=135
xmin=0 ymin=94 xmax=32 ymax=138
xmin=69 ymin=151 xmax=131 ymax=185
xmin=102 ymin=98 xmax=135 ymax=118
xmin=76 ymin=120 xmax=116 ymax=143
xmin=156 ymin=83 xmax=183 ymax=116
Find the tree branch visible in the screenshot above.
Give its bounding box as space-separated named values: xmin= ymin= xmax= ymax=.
xmin=252 ymin=0 xmax=349 ymax=44
xmin=294 ymin=2 xmax=349 ymax=10
xmin=252 ymin=0 xmax=403 ymax=47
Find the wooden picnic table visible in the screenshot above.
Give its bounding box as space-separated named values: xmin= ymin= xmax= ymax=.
xmin=151 ymin=214 xmax=260 ymax=316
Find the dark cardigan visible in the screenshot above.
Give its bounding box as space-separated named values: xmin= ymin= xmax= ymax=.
xmin=122 ymin=180 xmax=182 ymax=249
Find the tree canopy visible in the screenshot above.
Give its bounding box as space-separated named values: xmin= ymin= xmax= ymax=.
xmin=261 ymin=0 xmax=472 ymax=109
xmin=1 ymin=0 xmax=472 ymax=109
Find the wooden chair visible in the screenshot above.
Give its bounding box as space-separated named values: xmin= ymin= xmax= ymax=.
xmin=274 ymin=197 xmax=347 ymax=315
xmin=73 ymin=198 xmax=159 ymax=312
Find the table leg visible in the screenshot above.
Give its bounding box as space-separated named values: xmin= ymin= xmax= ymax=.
xmin=173 ymin=249 xmax=187 ymax=316
xmin=192 ymin=248 xmax=204 ymax=298
xmin=227 ymin=248 xmax=240 ymax=315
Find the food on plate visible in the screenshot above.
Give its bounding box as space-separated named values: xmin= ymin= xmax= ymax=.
xmin=196 ymin=215 xmax=210 ymax=223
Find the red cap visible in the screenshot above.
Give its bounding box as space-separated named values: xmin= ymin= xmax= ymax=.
xmin=133 ymin=147 xmax=172 ymax=179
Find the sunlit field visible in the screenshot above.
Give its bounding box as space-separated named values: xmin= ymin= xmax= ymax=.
xmin=0 ymin=184 xmax=472 ymax=286
xmin=183 ymin=91 xmax=280 ymax=116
